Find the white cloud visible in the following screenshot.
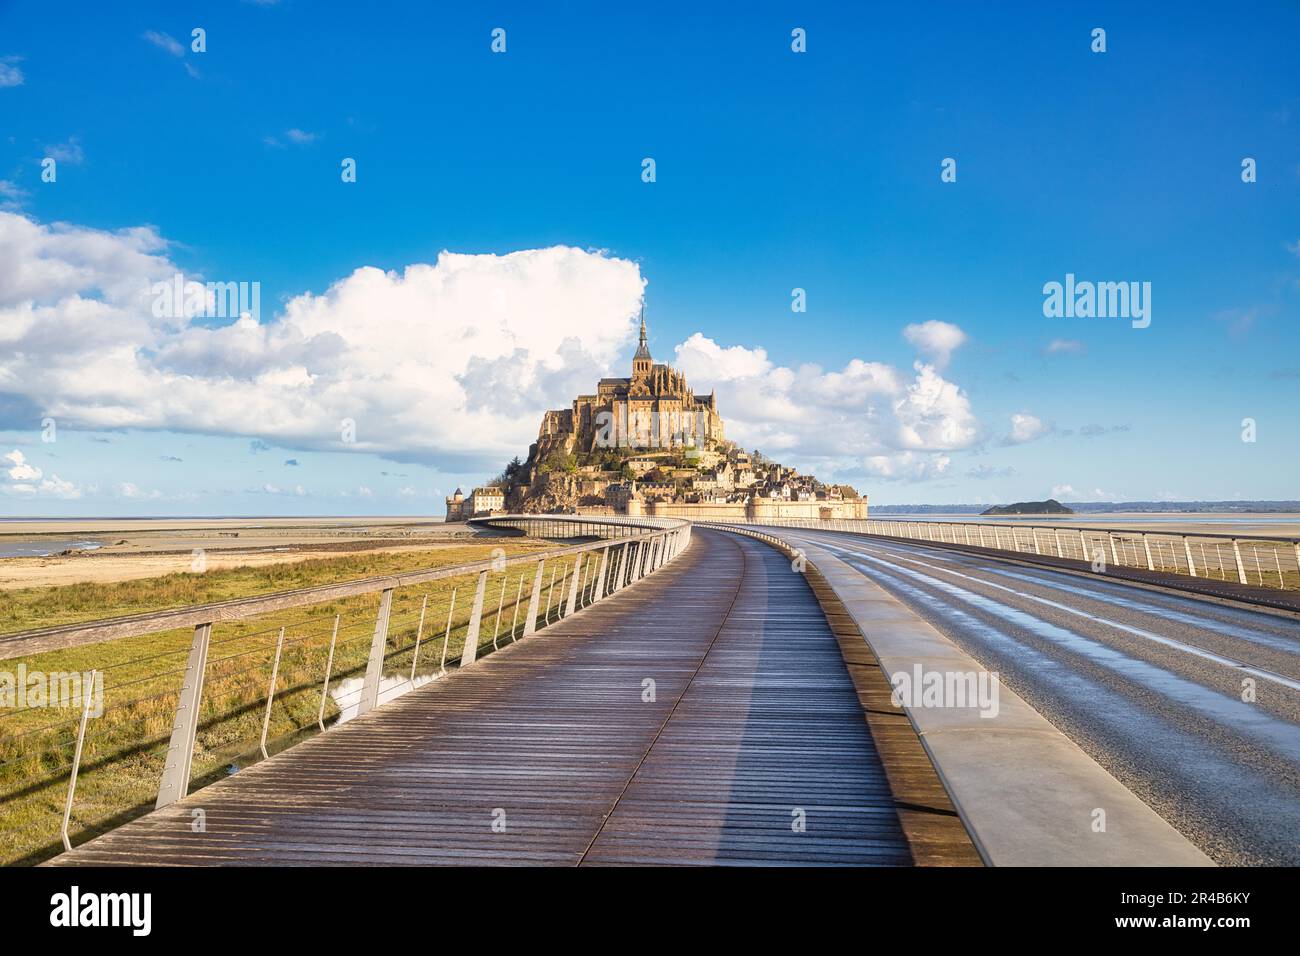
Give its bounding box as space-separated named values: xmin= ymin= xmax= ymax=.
xmin=4 ymin=449 xmax=40 ymax=481
xmin=44 ymin=138 xmax=84 ymax=165
xmin=674 ymin=334 xmax=978 ymax=483
xmin=864 ymin=451 xmax=952 ymax=481
xmin=0 ymin=180 xmax=27 ymax=210
xmin=1043 ymin=338 xmax=1085 ymax=356
xmin=0 ymin=212 xmax=645 ymax=472
xmin=38 ymin=474 xmax=81 ymax=498
xmin=1050 ymin=484 xmax=1121 ymax=503
xmin=1 ymin=450 xmax=81 ymax=498
xmin=142 ymin=31 xmax=184 ymax=57
xmin=266 ymin=129 xmax=319 ymax=148
xmin=115 ymin=482 xmax=161 ymax=499
xmin=1004 ymin=412 xmax=1051 ymax=445
xmin=0 ymin=57 xmax=23 ymax=88
xmin=0 ymin=212 xmax=989 ymax=487
xmin=902 ymin=320 xmax=966 ymax=369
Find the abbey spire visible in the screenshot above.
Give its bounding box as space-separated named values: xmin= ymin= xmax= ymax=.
xmin=632 ymin=301 xmax=653 ymax=375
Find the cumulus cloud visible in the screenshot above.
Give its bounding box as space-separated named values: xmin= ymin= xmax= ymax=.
xmin=0 ymin=212 xmax=644 ymax=472
xmin=2 ymin=449 xmax=81 ymax=498
xmin=902 ymin=321 xmax=966 ymax=369
xmin=674 ymin=334 xmax=978 ymax=483
xmin=0 ymin=211 xmax=988 ymax=486
xmin=1002 ymin=412 xmax=1051 ymax=445
xmin=4 ymin=449 xmax=41 ymax=481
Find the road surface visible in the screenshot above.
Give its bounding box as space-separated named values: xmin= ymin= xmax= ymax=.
xmin=785 ymin=529 xmax=1300 ymax=865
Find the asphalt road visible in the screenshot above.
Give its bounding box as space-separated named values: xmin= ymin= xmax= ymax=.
xmin=787 ymin=529 xmax=1300 ymax=865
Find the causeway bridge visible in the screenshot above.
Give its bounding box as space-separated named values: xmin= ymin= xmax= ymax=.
xmin=6 ymin=514 xmax=1299 ymax=867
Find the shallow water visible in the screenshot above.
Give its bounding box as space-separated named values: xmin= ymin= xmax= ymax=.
xmin=0 ymin=538 xmax=103 ymax=558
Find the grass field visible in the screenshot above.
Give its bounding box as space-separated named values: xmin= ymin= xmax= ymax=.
xmin=0 ymin=537 xmax=610 ymax=866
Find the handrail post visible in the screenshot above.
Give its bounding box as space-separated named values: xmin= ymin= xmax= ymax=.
xmin=1183 ymin=537 xmax=1198 ymax=577
xmin=1231 ymin=539 xmax=1248 ymax=584
xmin=358 ymin=588 xmax=394 ymax=716
xmin=260 ymin=626 xmax=286 ymax=760
xmin=318 ymin=614 xmax=340 ymax=731
xmin=612 ymin=543 xmax=626 ymax=591
xmin=1108 ymin=534 xmax=1119 ymax=568
xmin=1141 ymin=534 xmax=1155 ymax=571
xmin=594 ymin=546 xmax=610 ymax=602
xmin=578 ymin=556 xmax=591 ymax=608
xmin=439 ymin=587 xmax=457 ymax=673
xmin=522 ymin=560 xmax=546 ymax=635
xmin=511 ymin=572 xmax=525 ymax=637
xmin=543 ymin=562 xmax=558 ymax=622
xmin=410 ymin=595 xmax=428 ymax=681
xmin=156 ymin=622 xmax=212 ymax=809
xmin=60 ymin=669 xmax=98 ymax=852
xmin=493 ymin=576 xmax=507 ymax=649
xmin=461 ymin=570 xmax=489 ymax=665
xmin=565 ymin=556 xmax=581 ymax=616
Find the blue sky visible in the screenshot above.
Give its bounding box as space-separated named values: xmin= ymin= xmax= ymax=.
xmin=1 ymin=0 xmax=1298 ymax=515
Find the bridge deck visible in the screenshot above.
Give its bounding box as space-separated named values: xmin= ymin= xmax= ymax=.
xmin=52 ymin=530 xmax=921 ymax=866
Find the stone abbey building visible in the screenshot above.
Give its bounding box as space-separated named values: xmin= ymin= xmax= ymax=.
xmin=538 ymin=308 xmax=725 ymax=452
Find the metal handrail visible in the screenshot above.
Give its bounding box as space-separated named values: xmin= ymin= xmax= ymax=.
xmin=1 ymin=515 xmax=688 ymax=660
xmin=700 ymin=514 xmax=1300 ymax=592
xmin=39 ymin=514 xmax=692 ymax=853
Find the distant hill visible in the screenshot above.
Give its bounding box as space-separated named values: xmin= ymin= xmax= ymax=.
xmin=981 ymin=499 xmax=1074 ymax=516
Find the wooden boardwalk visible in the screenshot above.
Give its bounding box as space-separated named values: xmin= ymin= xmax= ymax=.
xmin=51 ymin=530 xmax=956 ymax=867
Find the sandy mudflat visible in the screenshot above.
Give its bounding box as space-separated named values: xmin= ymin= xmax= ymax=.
xmin=0 ymin=517 xmax=483 ymax=590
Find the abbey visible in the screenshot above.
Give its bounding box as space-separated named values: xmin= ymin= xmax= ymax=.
xmin=541 ymin=307 xmax=725 ymax=452
xmin=446 ymin=303 xmax=867 ymax=522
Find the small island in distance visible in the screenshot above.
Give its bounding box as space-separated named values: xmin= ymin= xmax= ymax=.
xmin=981 ymin=499 xmax=1075 ymax=516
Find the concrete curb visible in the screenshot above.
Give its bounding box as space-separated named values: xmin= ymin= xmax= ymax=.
xmin=715 ymin=525 xmax=1213 ymax=867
